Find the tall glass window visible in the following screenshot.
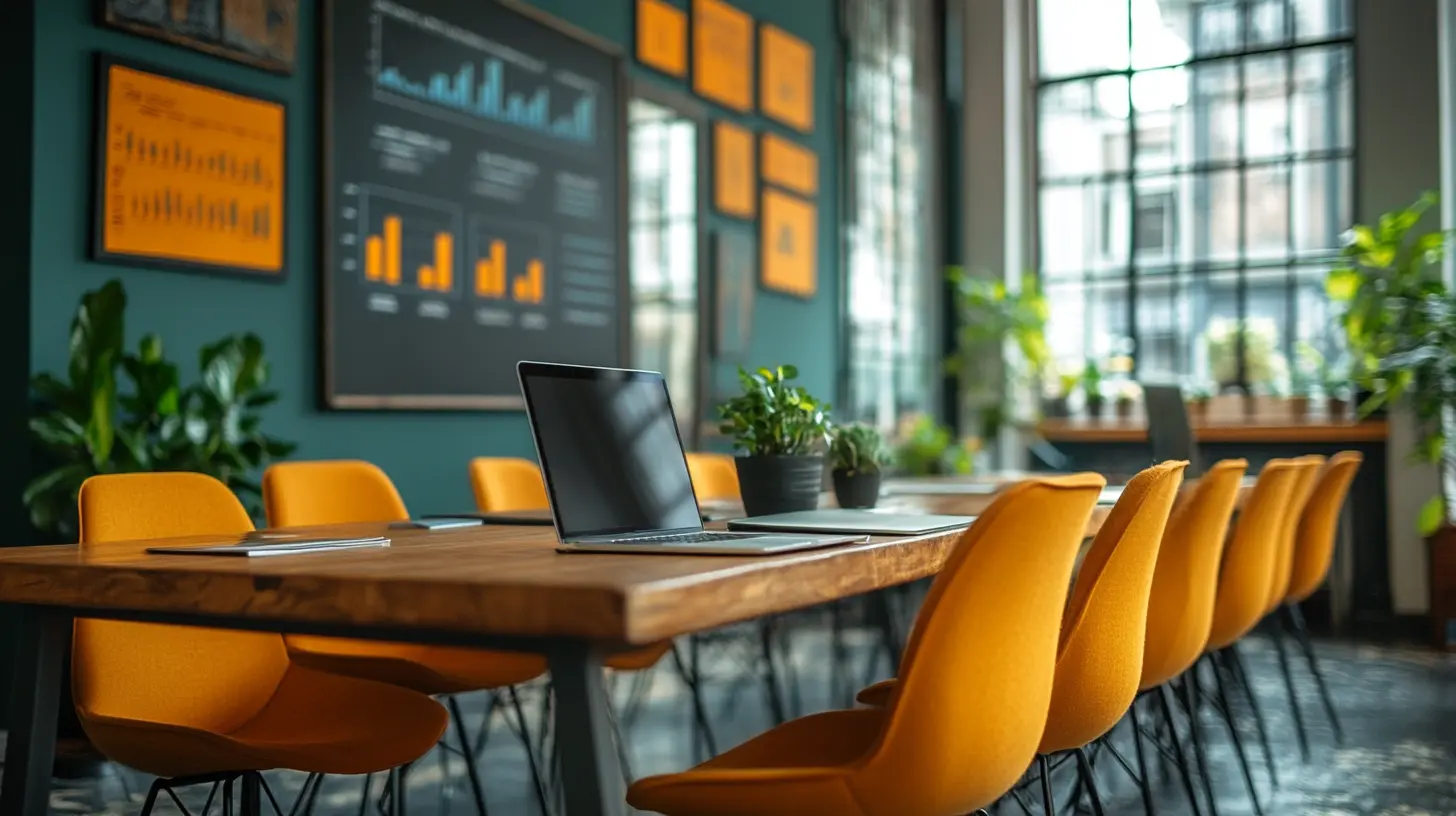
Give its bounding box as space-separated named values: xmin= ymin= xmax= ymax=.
xmin=1037 ymin=0 xmax=1353 ymax=392
xmin=842 ymin=0 xmax=939 ymax=425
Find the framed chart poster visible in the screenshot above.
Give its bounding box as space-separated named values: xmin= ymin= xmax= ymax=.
xmin=692 ymin=0 xmax=753 ymax=112
xmin=761 ymin=188 xmax=816 ymax=298
xmin=93 ymin=56 xmax=287 ymax=279
xmin=101 ymin=0 xmax=299 ymax=74
xmin=760 ymin=132 xmax=817 ymax=197
xmin=758 ymin=24 xmax=813 ymax=133
xmin=636 ymin=0 xmax=688 ymax=78
xmin=713 ymin=120 xmax=755 ymax=218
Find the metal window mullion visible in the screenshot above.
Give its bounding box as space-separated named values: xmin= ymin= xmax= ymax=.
xmin=1034 ymin=32 xmax=1354 ymax=88
xmin=1234 ymin=1 xmax=1250 ymax=395
xmin=1125 ymin=0 xmax=1140 ymax=377
xmin=1284 ymin=0 xmax=1298 ymax=369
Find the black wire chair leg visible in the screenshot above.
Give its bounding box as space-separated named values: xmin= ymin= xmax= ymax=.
xmin=1210 ymin=652 xmax=1265 ymax=816
xmin=1073 ymin=747 xmax=1105 ymax=816
xmin=1287 ymin=603 xmax=1344 ymax=744
xmin=447 ymin=695 xmax=491 ymax=816
xmin=507 ymin=684 xmax=552 ymax=816
xmin=758 ymin=619 xmax=787 ymax=724
xmin=1038 ymin=754 xmax=1056 ymax=815
xmin=355 ymin=773 xmax=373 ymax=816
xmin=1128 ymin=700 xmax=1155 ymax=816
xmin=140 ymin=779 xmax=166 ymax=816
xmin=1269 ymin=621 xmax=1310 ymax=761
xmin=1180 ymin=671 xmax=1219 ymax=816
xmin=670 ymin=641 xmax=719 ymax=760
xmin=1226 ymin=645 xmax=1279 ymax=789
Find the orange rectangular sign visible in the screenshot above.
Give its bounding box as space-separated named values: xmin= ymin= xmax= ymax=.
xmin=714 ymin=121 xmax=756 ymax=218
xmin=760 ymin=133 xmax=817 ymax=197
xmin=637 ymin=0 xmax=688 ymax=78
xmin=759 ymin=24 xmax=813 ymax=132
xmin=97 ymin=60 xmax=286 ymax=277
xmin=693 ymin=0 xmax=754 ymax=112
xmin=761 ymin=188 xmax=817 ymax=297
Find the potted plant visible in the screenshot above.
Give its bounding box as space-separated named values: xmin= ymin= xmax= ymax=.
xmin=1044 ymin=370 xmax=1078 ymax=418
xmin=829 ymin=423 xmax=890 ymax=509
xmin=1114 ymin=381 xmax=1139 ymax=421
xmin=893 ymin=413 xmax=973 ymax=477
xmin=1204 ymin=317 xmax=1285 ymax=395
xmin=1186 ymin=382 xmax=1213 ymax=422
xmin=718 ymin=364 xmax=832 ymax=516
xmin=1328 ymin=192 xmax=1449 ymax=417
xmin=1081 ymin=361 xmax=1105 ymax=419
xmin=946 ymin=268 xmax=1049 ymax=448
xmin=1288 ymin=357 xmax=1314 ymax=420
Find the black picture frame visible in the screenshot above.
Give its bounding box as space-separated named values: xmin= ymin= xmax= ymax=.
xmin=90 ymin=53 xmax=289 ymax=283
xmin=100 ymin=0 xmax=299 ymax=75
xmin=713 ymin=229 xmax=755 ymax=360
xmin=318 ymin=0 xmax=632 ymax=411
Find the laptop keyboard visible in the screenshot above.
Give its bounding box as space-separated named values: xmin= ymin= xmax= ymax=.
xmin=607 ymin=531 xmax=747 ymax=545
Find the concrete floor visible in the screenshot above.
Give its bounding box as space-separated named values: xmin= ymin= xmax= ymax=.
xmin=39 ymin=621 xmax=1456 ymax=815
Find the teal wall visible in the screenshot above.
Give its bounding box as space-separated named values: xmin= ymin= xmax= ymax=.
xmin=30 ymin=0 xmax=841 ymax=513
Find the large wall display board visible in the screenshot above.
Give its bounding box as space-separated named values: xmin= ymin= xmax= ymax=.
xmin=323 ymin=0 xmax=627 ymax=409
xmin=94 ymin=57 xmax=287 ymax=278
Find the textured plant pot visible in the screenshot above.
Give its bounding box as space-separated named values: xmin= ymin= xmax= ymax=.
xmin=832 ymin=469 xmax=881 ymax=509
xmin=1115 ymin=398 xmax=1134 ymax=420
xmin=1086 ymin=396 xmax=1105 ymax=419
xmin=1044 ymin=397 xmax=1070 ymax=418
xmin=735 ymin=454 xmax=824 ymax=517
xmin=1289 ymin=396 xmax=1311 ymax=418
xmin=1327 ymin=397 xmax=1348 ymax=419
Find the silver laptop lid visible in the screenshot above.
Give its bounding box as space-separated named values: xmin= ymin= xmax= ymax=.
xmin=518 ymin=362 xmax=705 ymax=541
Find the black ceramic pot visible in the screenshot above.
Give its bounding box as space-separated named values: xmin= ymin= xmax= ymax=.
xmin=735 ymin=454 xmax=824 ymax=517
xmin=1044 ymin=397 xmax=1070 ymax=418
xmin=1086 ymin=396 xmax=1105 ymax=419
xmin=832 ymin=470 xmax=881 ymax=509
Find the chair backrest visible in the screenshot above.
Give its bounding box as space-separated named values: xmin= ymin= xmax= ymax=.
xmin=469 ymin=457 xmax=550 ymax=512
xmin=1038 ymin=460 xmax=1187 ymax=754
xmin=1145 ymin=384 xmax=1202 ymax=475
xmin=1140 ymin=458 xmax=1249 ymax=690
xmin=74 ymin=473 xmax=289 ymax=737
xmin=1286 ymin=451 xmax=1363 ymax=604
xmin=1206 ymin=459 xmax=1303 ymax=650
xmin=263 ymin=460 xmax=410 ymax=526
xmin=849 ymin=473 xmax=1104 ymax=814
xmin=1264 ymin=456 xmax=1325 ymax=614
xmin=684 ymin=452 xmax=741 ymax=502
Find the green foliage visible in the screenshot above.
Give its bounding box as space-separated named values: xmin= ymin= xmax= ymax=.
xmin=1080 ymin=360 xmax=1103 ymax=400
xmin=829 ymin=423 xmax=891 ymax=475
xmin=1057 ymin=371 xmax=1079 ymax=398
xmin=1328 ymin=191 xmax=1450 ymax=387
xmin=717 ymin=365 xmax=832 ymax=457
xmin=1204 ymin=317 xmax=1285 ymax=390
xmin=946 ymin=268 xmax=1049 ymax=440
xmin=25 ymin=280 xmax=296 ymax=539
xmin=893 ymin=414 xmax=972 ymax=477
xmin=1420 ymin=496 xmax=1447 ymax=538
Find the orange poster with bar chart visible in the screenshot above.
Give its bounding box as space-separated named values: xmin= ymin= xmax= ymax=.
xmin=714 ymin=121 xmax=756 ymax=218
xmin=760 ymin=132 xmax=817 ymax=197
xmin=761 ymin=188 xmax=817 ymax=298
xmin=97 ymin=59 xmax=286 ymax=277
xmin=693 ymin=0 xmax=754 ymax=112
xmin=759 ymin=24 xmax=813 ymax=133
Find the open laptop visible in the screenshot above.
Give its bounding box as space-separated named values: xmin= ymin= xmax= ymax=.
xmin=518 ymin=362 xmax=865 ymax=555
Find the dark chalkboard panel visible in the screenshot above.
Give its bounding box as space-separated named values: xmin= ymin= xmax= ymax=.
xmin=322 ymin=0 xmax=627 ymax=409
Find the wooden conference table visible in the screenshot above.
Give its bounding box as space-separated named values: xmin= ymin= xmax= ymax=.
xmin=0 ymin=475 xmax=1232 ymax=816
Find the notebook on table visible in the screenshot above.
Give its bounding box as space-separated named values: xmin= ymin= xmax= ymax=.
xmin=518 ymin=361 xmax=865 ymax=556
xmin=147 ymin=535 xmax=390 ymax=558
xmin=727 ymin=509 xmax=974 ymax=537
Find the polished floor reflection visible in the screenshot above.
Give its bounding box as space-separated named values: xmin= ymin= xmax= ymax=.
xmin=41 ymin=623 xmax=1456 ymax=815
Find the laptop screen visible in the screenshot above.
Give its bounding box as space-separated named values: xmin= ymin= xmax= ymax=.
xmin=518 ymin=363 xmax=704 ymax=539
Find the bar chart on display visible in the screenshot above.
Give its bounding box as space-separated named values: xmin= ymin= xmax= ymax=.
xmin=324 ymin=0 xmax=623 ymax=407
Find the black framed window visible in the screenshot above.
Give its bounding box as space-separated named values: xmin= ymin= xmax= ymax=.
xmin=841 ymin=0 xmax=939 ymax=426
xmin=1036 ymin=0 xmax=1353 ymax=393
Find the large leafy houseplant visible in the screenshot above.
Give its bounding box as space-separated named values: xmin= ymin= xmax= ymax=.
xmin=718 ymin=365 xmax=832 ymax=515
xmin=25 ymin=280 xmax=296 ymax=540
xmin=946 ymin=268 xmax=1049 ymax=445
xmin=893 ymin=413 xmax=972 ymax=477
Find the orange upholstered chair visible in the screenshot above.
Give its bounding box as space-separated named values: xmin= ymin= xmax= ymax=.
xmin=75 ymin=472 xmax=446 ymax=813
xmin=1269 ymin=451 xmax=1363 ymax=759
xmin=683 ymin=452 xmax=741 ymax=502
xmin=264 ymin=460 xmax=548 ymax=813
xmin=1264 ymin=456 xmax=1326 ymax=615
xmin=469 ymin=456 xmax=551 ymax=512
xmin=626 ymin=473 xmax=1105 ymax=816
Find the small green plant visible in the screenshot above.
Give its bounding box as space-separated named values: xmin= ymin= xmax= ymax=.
xmin=717 ymin=365 xmax=832 ymax=456
xmin=1185 ymin=380 xmax=1214 ymax=402
xmin=25 ymin=280 xmax=296 ymax=539
xmin=1080 ymin=360 xmax=1104 ymax=400
xmin=829 ymin=423 xmax=891 ymax=476
xmin=894 ymin=414 xmax=972 ymax=476
xmin=1057 ymin=371 xmax=1079 ymax=398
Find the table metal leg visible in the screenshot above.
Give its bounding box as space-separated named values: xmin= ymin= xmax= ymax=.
xmin=0 ymin=606 xmax=70 ymax=816
xmin=549 ymin=642 xmax=625 ymax=816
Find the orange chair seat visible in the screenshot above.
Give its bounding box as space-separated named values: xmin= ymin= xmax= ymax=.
xmin=628 ymin=709 xmax=886 ymax=816
xmin=82 ymin=663 xmax=448 ymax=779
xmin=285 ymin=636 xmax=547 ymax=696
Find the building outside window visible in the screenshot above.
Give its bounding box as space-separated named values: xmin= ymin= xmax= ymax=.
xmin=1037 ymin=0 xmax=1354 ymax=394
